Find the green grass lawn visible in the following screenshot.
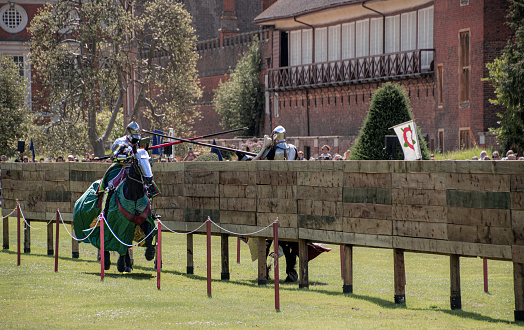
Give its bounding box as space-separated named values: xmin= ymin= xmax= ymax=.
xmin=0 ymin=214 xmax=521 ymax=328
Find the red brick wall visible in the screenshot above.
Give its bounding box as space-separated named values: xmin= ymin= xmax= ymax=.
xmin=434 ymin=0 xmax=509 ymax=151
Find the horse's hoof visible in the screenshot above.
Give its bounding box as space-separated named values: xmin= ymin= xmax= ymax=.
xmin=145 ymin=245 xmax=155 ymax=261
xmin=117 ymin=255 xmax=126 ymax=272
xmin=123 ymin=267 xmax=132 ymax=273
xmin=285 ymin=270 xmax=298 ymax=282
xmin=104 ymin=251 xmax=111 ymax=270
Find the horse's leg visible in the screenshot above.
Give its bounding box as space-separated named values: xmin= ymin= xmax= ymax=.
xmin=282 ymin=241 xmax=298 ymax=282
xmin=117 ymin=250 xmax=132 ymax=273
xmin=140 ymin=222 xmax=155 ymax=261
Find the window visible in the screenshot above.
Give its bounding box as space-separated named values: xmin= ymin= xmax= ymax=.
xmin=0 ymin=4 xmax=28 ymax=34
xmin=437 ymin=64 xmax=444 ymax=106
xmin=459 ymin=30 xmax=470 ymax=105
xmin=13 ymin=56 xmax=25 ymax=78
xmin=315 ymin=27 xmax=328 ymax=63
xmin=438 ymin=129 xmax=444 ymax=152
xmin=290 ymin=30 xmax=302 ymax=66
xmin=370 ymin=18 xmax=383 ymax=56
xmin=460 ymin=0 xmax=469 ymax=6
xmin=385 ymin=15 xmax=400 ymax=54
xmin=401 ymin=11 xmax=417 ymax=52
xmin=342 ymin=22 xmax=355 ymax=60
xmin=459 ymin=129 xmax=471 ymax=149
xmin=418 ymin=6 xmax=434 ymax=69
xmin=356 ymin=19 xmax=369 ymax=58
xmin=328 ymin=25 xmax=341 ymax=62
xmin=302 ymin=29 xmax=313 ymax=64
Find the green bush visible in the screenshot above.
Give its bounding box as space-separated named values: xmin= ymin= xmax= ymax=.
xmin=194 ymin=153 xmax=219 ymax=161
xmin=351 ymin=83 xmax=430 ymax=160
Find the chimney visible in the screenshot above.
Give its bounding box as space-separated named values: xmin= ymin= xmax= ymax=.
xmin=219 ymin=0 xmax=239 ymax=47
xmin=261 ymin=0 xmax=277 ymax=12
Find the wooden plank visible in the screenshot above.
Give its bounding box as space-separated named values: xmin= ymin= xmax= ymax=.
xmin=447 ymin=224 xmax=478 ymax=243
xmin=391 ymin=173 xmax=446 ymax=190
xmin=298 ymin=214 xmax=343 ymax=231
xmin=185 ymin=197 xmax=218 ymax=210
xmin=219 ymin=198 xmax=256 ymax=212
xmin=343 ymin=172 xmax=391 ymax=189
xmin=257 ymin=237 xmax=267 ymax=285
xmin=512 ymin=192 xmax=524 ymax=210
xmin=71 ymin=223 xmax=79 ymax=258
xmin=297 ymin=186 xmax=342 ymax=202
xmin=450 ymin=255 xmax=462 ymax=310
xmin=448 ymin=207 xmax=511 ymax=227
xmin=392 ymin=205 xmax=447 ymax=223
xmin=477 ymin=226 xmax=513 ymax=245
xmin=257 ymin=213 xmax=297 ymax=228
xmin=221 ymin=234 xmax=230 ymax=280
xmin=257 ymin=185 xmax=296 ymax=199
xmin=515 ymin=263 xmax=524 ymax=321
xmin=342 ymin=187 xmax=392 ymax=204
xmin=299 ymin=239 xmax=309 ymax=288
xmin=219 ymin=211 xmax=256 ymax=226
xmin=512 ymin=246 xmax=524 ymax=263
xmin=184 ymin=170 xmax=218 ymax=184
xmin=392 ymin=188 xmax=446 ymax=206
xmin=257 ymin=171 xmax=297 ymax=186
xmin=343 ymin=218 xmax=392 ymax=235
xmin=343 ymin=245 xmax=353 ymax=293
xmin=512 ymin=175 xmax=524 ymax=192
xmin=393 ymin=221 xmax=447 ymax=239
xmin=297 ymin=171 xmax=343 ymax=187
xmin=447 ymin=190 xmax=510 ymax=210
xmin=47 ymin=224 xmax=53 ymax=255
xmin=257 ymin=198 xmax=297 ymax=213
xmin=184 ymin=184 xmax=219 ymax=197
xmin=219 ymin=171 xmax=256 ymax=185
xmin=393 ymin=249 xmax=406 ymax=304
xmin=187 ymin=234 xmax=194 ymax=274
xmin=343 ymin=203 xmax=392 ymax=220
xmin=24 ymin=220 xmax=30 ymax=253
xmin=447 ymin=173 xmax=510 ymax=192
xmin=298 ymin=200 xmax=343 ymax=217
xmin=3 ymin=217 xmax=9 ymax=249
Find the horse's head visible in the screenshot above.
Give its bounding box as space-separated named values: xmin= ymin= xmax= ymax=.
xmin=131 ymin=148 xmax=153 ymax=186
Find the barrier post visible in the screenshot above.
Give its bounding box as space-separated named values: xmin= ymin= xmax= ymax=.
xmin=273 ymin=220 xmax=280 ymax=312
xmin=2 ymin=208 xmax=8 ymax=250
xmin=157 ymin=222 xmax=162 ymax=290
xmin=17 ymin=204 xmax=20 ymax=266
xmin=54 ymin=210 xmax=59 ymax=272
xmin=483 ymin=259 xmax=488 ymax=293
xmin=340 ymin=245 xmax=344 ymax=278
xmin=237 ymin=237 xmax=240 ymax=264
xmin=100 ymin=215 xmax=105 ymax=280
xmin=207 ymin=218 xmax=212 ymax=297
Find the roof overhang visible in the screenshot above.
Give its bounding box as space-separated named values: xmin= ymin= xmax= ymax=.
xmin=255 ymin=0 xmax=433 ymax=30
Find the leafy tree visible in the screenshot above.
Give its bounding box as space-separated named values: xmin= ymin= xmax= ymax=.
xmin=0 ymin=55 xmax=28 ymax=157
xmin=486 ymin=1 xmax=524 ymax=154
xmin=29 ymin=0 xmax=201 ymax=156
xmin=214 ymin=38 xmax=264 ymax=137
xmin=351 ymin=82 xmax=430 ymax=160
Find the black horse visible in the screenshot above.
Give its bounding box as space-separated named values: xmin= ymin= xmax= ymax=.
xmin=73 ymin=147 xmax=158 ymax=273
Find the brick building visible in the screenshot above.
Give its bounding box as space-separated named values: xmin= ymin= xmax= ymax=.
xmin=0 ymin=0 xmax=512 ymax=156
xmin=193 ymin=0 xmax=512 ymax=156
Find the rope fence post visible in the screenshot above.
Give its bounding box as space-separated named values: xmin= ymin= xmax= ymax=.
xmin=17 ymin=203 xmax=20 ymax=266
xmin=273 ymin=220 xmax=280 ymax=312
xmin=100 ymin=215 xmax=105 ymax=281
xmin=54 ymin=210 xmax=59 ymax=272
xmin=340 ymin=245 xmax=344 ymax=279
xmin=207 ymin=217 xmax=212 ymax=298
xmin=157 ymin=222 xmax=162 ymax=290
xmin=2 ymin=207 xmax=9 ymax=250
xmin=237 ymin=237 xmax=240 ymax=264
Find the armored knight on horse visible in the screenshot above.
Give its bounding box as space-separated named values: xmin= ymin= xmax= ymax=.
xmin=73 ymin=122 xmax=159 ymax=273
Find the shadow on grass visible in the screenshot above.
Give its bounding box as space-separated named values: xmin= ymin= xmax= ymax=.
xmin=81 ymin=271 xmax=154 ymax=280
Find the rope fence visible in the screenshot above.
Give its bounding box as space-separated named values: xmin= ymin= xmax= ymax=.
xmin=3 ymin=201 xmax=282 ymax=311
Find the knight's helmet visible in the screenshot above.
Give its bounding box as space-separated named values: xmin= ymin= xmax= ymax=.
xmin=126 ymin=121 xmax=141 ymax=144
xmin=271 ymin=125 xmax=286 ymax=144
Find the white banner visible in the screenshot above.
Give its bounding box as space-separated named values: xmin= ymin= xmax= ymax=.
xmin=391 ymin=120 xmax=422 ymax=161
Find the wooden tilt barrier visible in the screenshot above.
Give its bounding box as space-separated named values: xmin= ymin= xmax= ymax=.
xmin=2 ymin=160 xmax=524 ymax=321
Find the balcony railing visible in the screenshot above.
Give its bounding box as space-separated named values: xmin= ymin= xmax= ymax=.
xmin=267 ymin=49 xmax=435 ymax=91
